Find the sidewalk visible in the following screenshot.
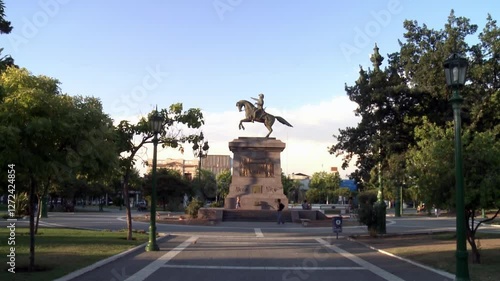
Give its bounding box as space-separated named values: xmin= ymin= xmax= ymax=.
xmin=53 ymin=226 xmax=454 ymax=281
xmin=73 ymin=206 xmax=184 ymax=216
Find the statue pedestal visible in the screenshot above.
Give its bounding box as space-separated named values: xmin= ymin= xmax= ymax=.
xmin=224 ymin=137 xmax=288 ymax=210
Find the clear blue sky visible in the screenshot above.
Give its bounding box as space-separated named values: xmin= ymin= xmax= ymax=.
xmin=1 ymin=0 xmax=498 ymax=176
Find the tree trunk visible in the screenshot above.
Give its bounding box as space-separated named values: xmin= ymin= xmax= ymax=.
xmin=469 ymin=238 xmax=481 ymax=264
xmin=29 ymin=176 xmax=37 ymax=271
xmin=466 ymin=209 xmax=481 ymax=264
xmin=123 ymin=174 xmax=133 ymax=240
xmin=34 ymin=194 xmax=41 ymax=234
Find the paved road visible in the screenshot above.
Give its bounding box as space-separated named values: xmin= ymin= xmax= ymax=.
xmin=16 ymin=210 xmax=499 ymax=236
xmin=3 ymin=210 xmax=499 ymax=281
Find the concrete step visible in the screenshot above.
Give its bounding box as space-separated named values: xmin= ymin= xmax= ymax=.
xmin=222 ymin=210 xmax=292 ymax=222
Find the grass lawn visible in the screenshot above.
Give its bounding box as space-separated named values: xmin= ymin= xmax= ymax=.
xmin=0 ymin=227 xmax=148 ymax=281
xmin=354 ymin=232 xmax=500 ymax=281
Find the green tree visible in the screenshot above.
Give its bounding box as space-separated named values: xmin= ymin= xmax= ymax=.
xmin=281 ymin=173 xmax=293 ymax=195
xmin=194 ymin=168 xmax=217 ymax=201
xmin=306 ymin=171 xmax=340 ymax=203
xmin=407 ymin=120 xmax=500 ymax=263
xmin=329 ymin=11 xmax=498 ymax=189
xmin=467 ymin=14 xmax=500 ymax=132
xmin=116 ymin=103 xmax=204 ymax=240
xmin=329 ymin=44 xmax=428 ymax=187
xmin=281 ymin=173 xmax=302 ymax=203
xmin=0 ymin=1 xmax=14 ymax=72
xmin=0 ymin=0 xmax=12 ymax=34
xmin=384 ymin=153 xmax=407 ymax=212
xmin=406 ymin=119 xmax=454 ymax=210
xmin=463 ymin=128 xmax=500 ymax=263
xmin=143 ymin=168 xmax=190 ymax=211
xmin=216 ymin=169 xmax=231 ymax=203
xmin=0 ymin=67 xmax=118 ymax=270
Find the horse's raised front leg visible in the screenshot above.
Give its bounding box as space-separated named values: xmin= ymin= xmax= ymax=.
xmin=239 ymin=120 xmax=246 ymax=130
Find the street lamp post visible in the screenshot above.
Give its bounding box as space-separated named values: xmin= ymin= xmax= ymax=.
xmin=395 ymin=182 xmax=401 ymax=217
xmin=192 ymin=132 xmax=209 ymax=191
xmin=444 ymin=53 xmax=470 ymax=281
xmin=375 ymin=159 xmax=386 ymax=234
xmin=145 ymin=108 xmax=163 ymax=252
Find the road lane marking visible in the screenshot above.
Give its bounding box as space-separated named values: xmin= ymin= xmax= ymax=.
xmin=124 ymin=236 xmax=198 ymax=281
xmin=349 ymin=237 xmax=455 ymax=280
xmin=196 ymin=241 xmax=318 ymax=246
xmin=316 ymin=238 xmax=405 ymax=281
xmin=254 ymin=228 xmax=264 ymax=237
xmin=162 ymin=264 xmax=365 ymax=270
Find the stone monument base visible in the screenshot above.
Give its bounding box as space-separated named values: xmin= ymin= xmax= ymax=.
xmin=225 ymin=194 xmax=288 ymax=210
xmin=224 ymin=137 xmax=288 ymax=210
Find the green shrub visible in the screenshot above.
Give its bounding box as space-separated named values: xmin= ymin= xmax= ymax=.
xmin=357 ymin=190 xmax=378 ymax=234
xmin=185 ymin=198 xmax=203 ymax=218
xmin=15 ymin=192 xmax=29 ymax=217
xmin=209 ymin=201 xmax=223 ymax=208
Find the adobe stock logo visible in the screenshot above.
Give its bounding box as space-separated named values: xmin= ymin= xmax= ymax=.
xmin=340 ymin=0 xmax=403 ymax=62
xmin=8 ymin=0 xmax=73 ymax=53
xmin=111 ymin=65 xmax=169 ymax=118
xmin=213 ymin=0 xmax=244 ymax=21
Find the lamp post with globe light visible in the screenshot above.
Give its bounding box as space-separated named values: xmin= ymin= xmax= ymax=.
xmin=443 ymin=53 xmax=470 ymax=281
xmin=145 ymin=108 xmax=163 ymax=252
xmin=193 ymin=132 xmax=209 ymax=185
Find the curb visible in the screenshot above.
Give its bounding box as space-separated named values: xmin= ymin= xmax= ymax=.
xmin=347 ymin=236 xmax=455 ymax=280
xmin=53 ymin=233 xmax=170 ymax=281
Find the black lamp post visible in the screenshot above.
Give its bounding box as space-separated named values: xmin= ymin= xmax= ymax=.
xmin=375 ymin=157 xmax=386 ymax=234
xmin=145 ymin=108 xmax=163 ymax=252
xmin=443 ymin=53 xmax=470 ymax=281
xmin=192 ymin=132 xmax=209 ymax=186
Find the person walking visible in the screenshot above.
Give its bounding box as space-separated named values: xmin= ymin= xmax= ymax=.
xmin=236 ymin=196 xmax=241 ymax=209
xmin=277 ymin=199 xmax=285 ymax=224
xmin=301 ymin=199 xmax=311 ymax=210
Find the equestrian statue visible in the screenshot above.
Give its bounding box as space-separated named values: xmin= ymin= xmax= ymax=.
xmin=236 ymin=93 xmax=293 ymax=138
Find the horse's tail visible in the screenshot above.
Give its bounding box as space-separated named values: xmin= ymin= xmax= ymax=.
xmin=275 ymin=116 xmax=293 ymax=127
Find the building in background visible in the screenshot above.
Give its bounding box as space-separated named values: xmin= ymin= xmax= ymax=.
xmin=288 ymin=172 xmax=310 ymax=203
xmin=289 ymin=172 xmax=311 ymax=191
xmin=202 ymin=155 xmax=232 ymax=176
xmin=148 ymin=155 xmax=232 ymax=180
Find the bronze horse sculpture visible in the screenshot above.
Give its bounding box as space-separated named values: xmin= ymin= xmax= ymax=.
xmin=236 ymin=100 xmax=293 ymax=138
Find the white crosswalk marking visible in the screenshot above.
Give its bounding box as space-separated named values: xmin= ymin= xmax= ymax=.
xmin=124 ymin=236 xmax=198 ymax=281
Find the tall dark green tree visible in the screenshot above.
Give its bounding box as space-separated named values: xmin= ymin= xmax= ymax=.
xmin=331 ymin=10 xmax=499 ymax=263
xmin=467 ymin=14 xmax=500 ymax=132
xmin=329 ymin=44 xmax=426 ymax=187
xmin=330 ymin=10 xmax=499 ymax=191
xmin=0 ymin=0 xmax=14 ymax=72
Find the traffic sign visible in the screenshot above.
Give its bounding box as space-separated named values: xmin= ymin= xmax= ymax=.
xmin=332 ymin=216 xmax=342 ymax=239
